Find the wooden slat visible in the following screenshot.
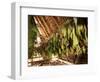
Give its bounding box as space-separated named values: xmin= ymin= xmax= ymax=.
xmin=35 ymin=16 xmax=48 ymax=38
xmin=40 ymin=16 xmax=51 ymax=36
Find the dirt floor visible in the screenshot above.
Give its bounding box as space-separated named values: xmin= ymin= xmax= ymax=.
xmin=28 ymin=57 xmax=73 ymax=67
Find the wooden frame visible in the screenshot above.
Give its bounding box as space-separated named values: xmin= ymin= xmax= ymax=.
xmin=11 ymin=2 xmax=96 ymax=79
